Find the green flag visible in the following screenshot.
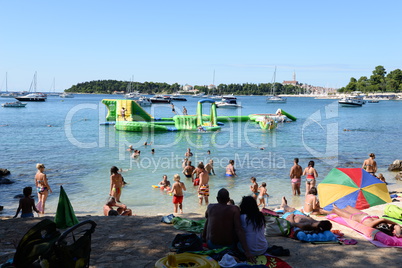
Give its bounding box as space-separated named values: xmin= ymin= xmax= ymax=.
xmin=55 ymin=185 xmax=79 ymax=229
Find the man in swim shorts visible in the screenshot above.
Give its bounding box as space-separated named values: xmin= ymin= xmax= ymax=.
xmin=289 ymin=158 xmax=303 ymax=196
xmin=280 ymin=196 xmax=332 ymax=232
xmin=182 ymin=161 xmax=195 ymax=181
xmin=203 ymin=188 xmax=254 ymax=262
xmin=198 ymin=167 xmax=210 ymax=205
xmin=205 ymin=159 xmax=215 ymax=175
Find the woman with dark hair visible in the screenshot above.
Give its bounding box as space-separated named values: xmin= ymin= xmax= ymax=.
xmin=110 ymin=166 xmax=123 ymax=202
xmin=303 ymin=160 xmax=318 ymax=196
xmin=331 ymin=204 xmax=401 ymax=237
xmin=302 ymin=187 xmax=329 ymax=216
xmin=239 ymin=196 xmax=268 ymax=255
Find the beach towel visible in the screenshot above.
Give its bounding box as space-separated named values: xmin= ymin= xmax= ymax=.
xmin=327 ymin=214 xmax=402 ymax=247
xmin=171 ymin=217 xmax=206 ymax=233
xmin=384 ymin=204 xmax=402 ymax=220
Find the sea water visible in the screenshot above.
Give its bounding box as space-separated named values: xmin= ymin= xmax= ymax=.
xmin=1 ymin=95 xmax=402 ymax=217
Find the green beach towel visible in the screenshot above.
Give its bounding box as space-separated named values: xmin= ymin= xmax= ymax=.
xmin=171 ymin=217 xmax=206 ymax=233
xmin=54 ymin=186 xmax=79 ymax=229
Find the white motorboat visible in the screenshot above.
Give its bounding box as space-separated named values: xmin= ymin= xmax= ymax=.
xmin=150 ymin=95 xmax=171 ymax=104
xmin=338 ymin=94 xmax=365 ymax=107
xmin=170 ymin=94 xmax=187 ymax=101
xmin=192 ymin=92 xmax=206 ymax=98
xmin=2 ymin=101 xmax=27 ymax=107
xmin=124 ymin=76 xmax=141 ymax=99
xmin=216 ymin=96 xmax=242 ymax=108
xmin=137 ymin=97 xmax=152 ymax=106
xmin=60 ymin=92 xmax=74 ymax=98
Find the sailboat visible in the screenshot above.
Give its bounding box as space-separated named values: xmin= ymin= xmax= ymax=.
xmin=48 ymin=78 xmax=60 ymax=96
xmin=15 ymin=72 xmax=47 ymax=102
xmin=266 ymin=67 xmax=287 ymax=103
xmin=209 ymin=70 xmax=222 ymax=99
xmin=125 ymin=75 xmax=141 ymax=99
xmin=0 ymin=72 xmax=17 ymax=98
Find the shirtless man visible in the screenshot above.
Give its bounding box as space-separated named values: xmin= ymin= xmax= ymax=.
xmin=289 ymin=158 xmax=303 ymax=196
xmin=205 ymin=160 xmax=215 ymax=175
xmin=185 ymin=148 xmax=193 ymax=157
xmin=203 ymin=188 xmax=254 ymax=261
xmin=103 ymin=196 xmax=132 ymax=216
xmin=110 ymin=166 xmax=124 ymax=202
xmin=225 ymin=160 xmax=236 ymax=177
xmin=280 ymin=196 xmax=332 ymax=231
xmin=170 ymin=174 xmax=186 ymax=214
xmin=158 ymin=175 xmax=171 ymax=191
xmin=362 ymin=153 xmax=377 ymax=176
xmin=198 ymin=166 xmax=210 ymax=205
xmin=182 ymin=161 xmax=195 ymax=181
xmin=249 ymin=177 xmax=258 ymax=200
xmin=302 ymin=187 xmax=329 ymax=215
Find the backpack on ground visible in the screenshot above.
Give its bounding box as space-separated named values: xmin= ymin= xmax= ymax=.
xmin=264 ymin=215 xmax=291 ymax=237
xmin=170 ymin=233 xmax=203 ymax=253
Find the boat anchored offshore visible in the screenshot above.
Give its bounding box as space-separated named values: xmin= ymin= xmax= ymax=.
xmin=15 ymin=72 xmax=47 ymax=102
xmin=338 ymin=92 xmax=365 ymax=107
xmin=60 ymin=92 xmax=74 ymax=98
xmin=2 ymin=101 xmax=27 ymax=107
xmin=137 ymin=96 xmax=152 ymax=106
xmin=266 ymin=67 xmax=287 ymax=103
xmin=216 ymin=95 xmax=242 ymax=108
xmin=150 ymin=95 xmax=171 ymax=104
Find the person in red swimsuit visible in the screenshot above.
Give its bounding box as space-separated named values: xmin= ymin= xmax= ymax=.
xmin=302 ymin=160 xmax=318 ymax=196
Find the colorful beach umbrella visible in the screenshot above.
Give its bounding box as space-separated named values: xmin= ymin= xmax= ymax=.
xmin=318 ymin=168 xmax=391 ymax=211
xmin=54 ymin=185 xmax=79 ymax=229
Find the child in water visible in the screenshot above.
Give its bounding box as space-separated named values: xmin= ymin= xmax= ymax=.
xmin=169 ymin=174 xmax=186 ymax=214
xmin=14 ymin=187 xmax=40 ymax=218
xmin=257 ymin=182 xmax=269 ymax=208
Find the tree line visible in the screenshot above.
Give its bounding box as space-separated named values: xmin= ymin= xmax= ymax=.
xmin=64 ymin=79 xmax=303 ymax=95
xmin=339 ymin=65 xmax=402 ymax=93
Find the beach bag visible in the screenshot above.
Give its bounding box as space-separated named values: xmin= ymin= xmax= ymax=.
xmin=264 ymin=215 xmax=291 ymax=237
xmin=161 ymin=214 xmax=175 ymax=224
xmin=170 ymin=233 xmax=203 ymax=253
xmin=384 ymin=204 xmax=402 ymax=220
xmin=193 ymin=178 xmax=200 ymax=186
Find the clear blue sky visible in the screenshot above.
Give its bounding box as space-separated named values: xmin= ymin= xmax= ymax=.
xmin=1 ymin=0 xmax=401 ymax=91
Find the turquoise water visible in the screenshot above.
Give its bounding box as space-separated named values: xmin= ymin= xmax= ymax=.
xmin=1 ymin=95 xmax=402 ymax=216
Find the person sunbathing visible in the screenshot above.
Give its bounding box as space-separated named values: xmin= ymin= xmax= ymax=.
xmin=280 ymin=196 xmax=332 ymax=232
xmin=301 ymin=187 xmax=330 ymax=216
xmin=331 ymin=204 xmax=401 ymax=237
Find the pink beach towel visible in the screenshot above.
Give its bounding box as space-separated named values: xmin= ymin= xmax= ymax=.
xmin=327 ymin=214 xmax=402 ymax=248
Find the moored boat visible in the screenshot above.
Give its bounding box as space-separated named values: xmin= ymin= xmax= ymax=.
xmin=150 ymin=95 xmax=171 ymax=104
xmin=137 ymin=97 xmax=152 ymax=106
xmin=338 ymin=93 xmax=365 ymax=107
xmin=15 ymin=93 xmax=47 ymax=102
xmin=2 ymin=101 xmax=27 ymax=107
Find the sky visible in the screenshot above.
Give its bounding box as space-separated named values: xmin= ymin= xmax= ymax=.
xmin=1 ymin=0 xmax=401 ymax=92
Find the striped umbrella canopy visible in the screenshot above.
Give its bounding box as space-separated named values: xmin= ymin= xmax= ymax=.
xmin=318 ymin=168 xmax=391 ymax=211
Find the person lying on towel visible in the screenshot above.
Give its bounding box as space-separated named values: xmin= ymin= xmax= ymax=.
xmin=331 ymin=204 xmax=401 ymax=237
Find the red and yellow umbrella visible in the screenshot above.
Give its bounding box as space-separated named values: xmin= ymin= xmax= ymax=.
xmin=318 ymin=168 xmax=391 ymax=210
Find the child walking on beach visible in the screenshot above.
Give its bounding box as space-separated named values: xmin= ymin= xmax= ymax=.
xmin=14 ymin=187 xmax=40 ymax=218
xmin=170 ymin=174 xmax=186 ymax=214
xmin=257 ymin=182 xmax=269 ymax=208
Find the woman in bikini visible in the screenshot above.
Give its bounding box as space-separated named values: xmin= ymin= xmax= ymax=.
xmin=35 ymin=163 xmax=52 ymax=214
xmin=362 ymin=153 xmax=377 ymax=176
xmin=110 ymin=166 xmax=124 ymax=202
xmin=302 ymin=160 xmax=318 ymax=196
xmin=331 ymin=204 xmax=401 ymax=237
xmin=225 ymin=160 xmax=237 ymax=177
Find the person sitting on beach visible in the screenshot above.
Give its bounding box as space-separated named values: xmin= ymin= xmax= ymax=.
xmin=331 ymin=204 xmax=401 ymax=237
xmin=110 ymin=166 xmax=124 ymax=202
xmin=169 ymin=174 xmax=186 ymax=214
xmin=301 ymin=187 xmax=329 ymax=216
xmin=182 ymin=160 xmax=195 ymax=181
xmin=13 ymin=187 xmax=40 ymax=218
xmin=239 ymin=196 xmax=268 ymax=256
xmin=289 ymin=158 xmax=303 ymax=196
xmin=185 ymin=148 xmax=193 ymax=157
xmin=225 ymin=160 xmax=237 ymax=177
xmin=158 ymin=175 xmax=171 ymax=191
xmin=203 ymin=188 xmax=254 ymax=261
xmin=103 ymin=196 xmax=132 ymax=216
xmin=198 ymin=166 xmax=210 ymax=205
xmin=280 ymin=196 xmax=332 ymax=232
xmin=205 ymin=159 xmax=215 ymax=176
xmin=362 ymin=153 xmax=377 ymax=176
xmin=257 ymin=182 xmax=269 ymax=208
xmin=249 ymin=177 xmax=258 ymax=200
xmin=303 ymin=160 xmax=318 ymax=196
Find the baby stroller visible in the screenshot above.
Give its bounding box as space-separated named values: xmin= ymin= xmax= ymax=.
xmin=13 ymin=219 xmax=97 ymax=268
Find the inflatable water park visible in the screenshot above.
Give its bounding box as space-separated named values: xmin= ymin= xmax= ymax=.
xmin=101 ymin=99 xmax=297 ymax=132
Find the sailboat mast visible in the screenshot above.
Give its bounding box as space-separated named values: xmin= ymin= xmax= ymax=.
xmin=5 ymin=72 xmax=7 ymax=93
